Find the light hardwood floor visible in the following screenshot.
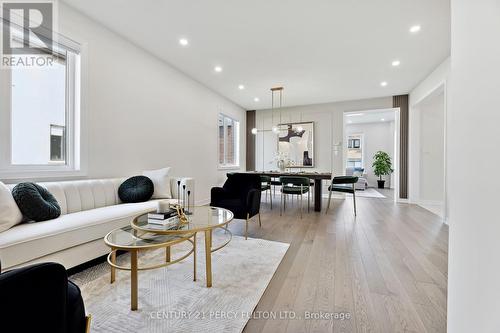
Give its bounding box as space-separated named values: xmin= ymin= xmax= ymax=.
xmin=229 ymin=189 xmax=448 ymax=333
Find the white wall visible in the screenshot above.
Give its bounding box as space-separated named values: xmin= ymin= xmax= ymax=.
xmin=410 ymin=58 xmax=450 ymax=107
xmin=28 ymin=3 xmax=246 ymax=203
xmin=448 ymin=1 xmax=500 ymax=332
xmin=419 ymin=92 xmax=445 ymax=203
xmin=409 ymin=58 xmax=450 ymax=206
xmin=346 ymin=121 xmax=395 ymax=188
xmin=254 ymin=97 xmax=392 ymax=193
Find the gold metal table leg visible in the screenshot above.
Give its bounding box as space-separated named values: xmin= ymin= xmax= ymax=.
xmin=205 ymin=230 xmax=212 ymax=287
xmin=85 ymin=315 xmax=92 ymax=333
xmin=131 ymin=250 xmax=138 ymax=311
xmin=193 ymin=232 xmax=197 ymax=281
xmin=165 ymin=246 xmax=171 ymax=263
xmin=110 ymin=248 xmax=116 ymax=284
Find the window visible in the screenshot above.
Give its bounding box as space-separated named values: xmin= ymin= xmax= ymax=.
xmin=346 ymin=134 xmax=363 ymax=169
xmin=348 ymin=138 xmax=361 ymax=149
xmin=0 ymin=27 xmax=81 ymax=177
xmin=50 ymin=125 xmax=65 ymax=163
xmin=218 ymin=114 xmax=240 ymax=168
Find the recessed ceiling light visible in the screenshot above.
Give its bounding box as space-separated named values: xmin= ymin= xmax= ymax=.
xmin=409 ymin=25 xmax=421 ymax=33
xmin=381 ymin=118 xmax=385 ymax=121
xmin=214 ymin=66 xmax=223 ymax=73
xmin=346 ymin=113 xmax=364 ymax=117
xmin=348 ymin=120 xmax=353 ymax=124
xmin=392 ymin=60 xmax=401 ymax=67
xmin=254 ymin=97 xmax=260 ymax=102
xmin=179 ymin=38 xmax=189 ymax=46
xmin=238 ymin=84 xmax=245 ymax=90
xmin=380 ymin=81 xmax=388 ymax=87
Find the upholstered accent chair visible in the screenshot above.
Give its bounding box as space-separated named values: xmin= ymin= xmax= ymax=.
xmin=210 ymin=173 xmax=262 ymax=239
xmin=0 ymin=260 xmax=90 ymax=333
xmin=326 ymin=176 xmax=359 ymax=216
xmin=346 ymin=167 xmax=368 ymax=190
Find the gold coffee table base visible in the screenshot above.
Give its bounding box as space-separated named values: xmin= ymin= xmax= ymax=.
xmin=130 ymin=206 xmax=234 ymax=288
xmin=106 ymin=233 xmax=196 ymax=311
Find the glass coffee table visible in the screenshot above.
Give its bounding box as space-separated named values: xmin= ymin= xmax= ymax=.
xmin=131 ymin=206 xmax=234 ymax=288
xmin=104 ymin=225 xmax=195 ymax=310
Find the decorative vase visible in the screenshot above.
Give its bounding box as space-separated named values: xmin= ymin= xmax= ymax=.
xmin=277 ymin=160 xmax=286 ymax=172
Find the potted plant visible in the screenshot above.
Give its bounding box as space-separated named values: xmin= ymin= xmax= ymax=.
xmin=372 ymin=151 xmax=394 ymax=189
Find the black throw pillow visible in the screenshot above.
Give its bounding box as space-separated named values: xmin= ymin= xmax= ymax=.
xmin=118 ymin=176 xmax=154 ymax=203
xmin=12 ymin=183 xmax=61 ymax=222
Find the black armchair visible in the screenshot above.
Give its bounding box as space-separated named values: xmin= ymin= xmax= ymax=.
xmin=0 ymin=260 xmax=90 ymax=333
xmin=210 ymin=173 xmax=262 ymax=239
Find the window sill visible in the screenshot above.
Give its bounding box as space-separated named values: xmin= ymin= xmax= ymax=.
xmin=0 ymin=169 xmax=87 ymax=182
xmin=218 ymin=165 xmax=241 ymax=171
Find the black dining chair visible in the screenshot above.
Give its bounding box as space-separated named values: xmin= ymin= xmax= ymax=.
xmin=279 ymin=176 xmax=310 ymax=218
xmin=325 ymin=176 xmax=359 ymax=216
xmin=270 ymin=177 xmax=281 ymax=198
xmin=260 ymin=175 xmax=273 ymax=209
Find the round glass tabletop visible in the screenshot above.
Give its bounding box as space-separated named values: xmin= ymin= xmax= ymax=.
xmin=131 ymin=206 xmax=234 ymax=234
xmin=104 ymin=225 xmax=191 ymax=250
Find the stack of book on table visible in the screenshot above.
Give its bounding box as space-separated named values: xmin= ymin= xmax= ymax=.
xmin=147 ymin=208 xmax=179 ymax=229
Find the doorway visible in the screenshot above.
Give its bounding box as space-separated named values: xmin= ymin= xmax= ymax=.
xmin=343 ymin=108 xmax=400 ymax=201
xmin=412 ymin=86 xmax=446 ymax=219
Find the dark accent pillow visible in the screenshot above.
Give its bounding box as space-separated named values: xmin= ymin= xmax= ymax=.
xmin=118 ymin=176 xmax=154 ymax=203
xmin=12 ymin=183 xmax=61 ymax=222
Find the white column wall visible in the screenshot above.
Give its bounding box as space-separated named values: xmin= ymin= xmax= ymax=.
xmin=448 ymin=1 xmax=500 ymax=332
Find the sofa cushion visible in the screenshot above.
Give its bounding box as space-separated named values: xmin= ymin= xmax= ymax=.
xmin=12 ymin=183 xmax=61 ymax=222
xmin=0 ymin=199 xmax=178 ymax=268
xmin=118 ymin=176 xmax=154 ymax=203
xmin=143 ymin=167 xmax=172 ymax=199
xmin=0 ymin=182 xmax=23 ymax=233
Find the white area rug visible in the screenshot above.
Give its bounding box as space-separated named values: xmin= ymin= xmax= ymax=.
xmin=347 ymin=188 xmax=386 ymax=198
xmin=70 ymin=232 xmax=289 ymax=333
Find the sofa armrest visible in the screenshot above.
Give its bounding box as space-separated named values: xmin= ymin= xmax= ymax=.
xmin=170 ymin=177 xmax=195 ymax=206
xmin=0 ymin=262 xmax=73 ymax=333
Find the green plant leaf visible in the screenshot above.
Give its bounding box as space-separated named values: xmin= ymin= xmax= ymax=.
xmin=372 ymin=151 xmax=393 ymax=180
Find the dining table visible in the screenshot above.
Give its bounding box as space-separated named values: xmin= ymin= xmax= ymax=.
xmin=244 ymin=171 xmax=332 ymax=212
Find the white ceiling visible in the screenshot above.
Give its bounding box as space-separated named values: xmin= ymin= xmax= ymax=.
xmin=63 ymin=0 xmax=450 ymax=110
xmin=345 ymin=109 xmax=396 ymax=125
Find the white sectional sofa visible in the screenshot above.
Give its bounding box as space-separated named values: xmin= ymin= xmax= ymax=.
xmin=0 ymin=177 xmax=194 ymax=270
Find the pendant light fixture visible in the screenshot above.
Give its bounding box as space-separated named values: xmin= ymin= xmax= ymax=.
xmin=271 ymin=86 xmax=283 ymax=134
xmin=251 ymin=86 xmax=284 ymax=135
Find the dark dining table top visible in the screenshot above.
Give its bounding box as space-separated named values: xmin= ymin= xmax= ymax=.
xmin=243 ymin=170 xmax=332 ymax=180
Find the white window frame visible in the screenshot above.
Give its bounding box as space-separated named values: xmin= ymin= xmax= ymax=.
xmin=0 ymin=28 xmax=83 ymax=180
xmin=217 ymin=113 xmax=240 ymax=169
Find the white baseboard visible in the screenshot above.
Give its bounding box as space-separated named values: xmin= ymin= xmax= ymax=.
xmin=196 ymin=198 xmax=210 ymax=206
xmin=417 ymin=199 xmax=444 ymax=206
